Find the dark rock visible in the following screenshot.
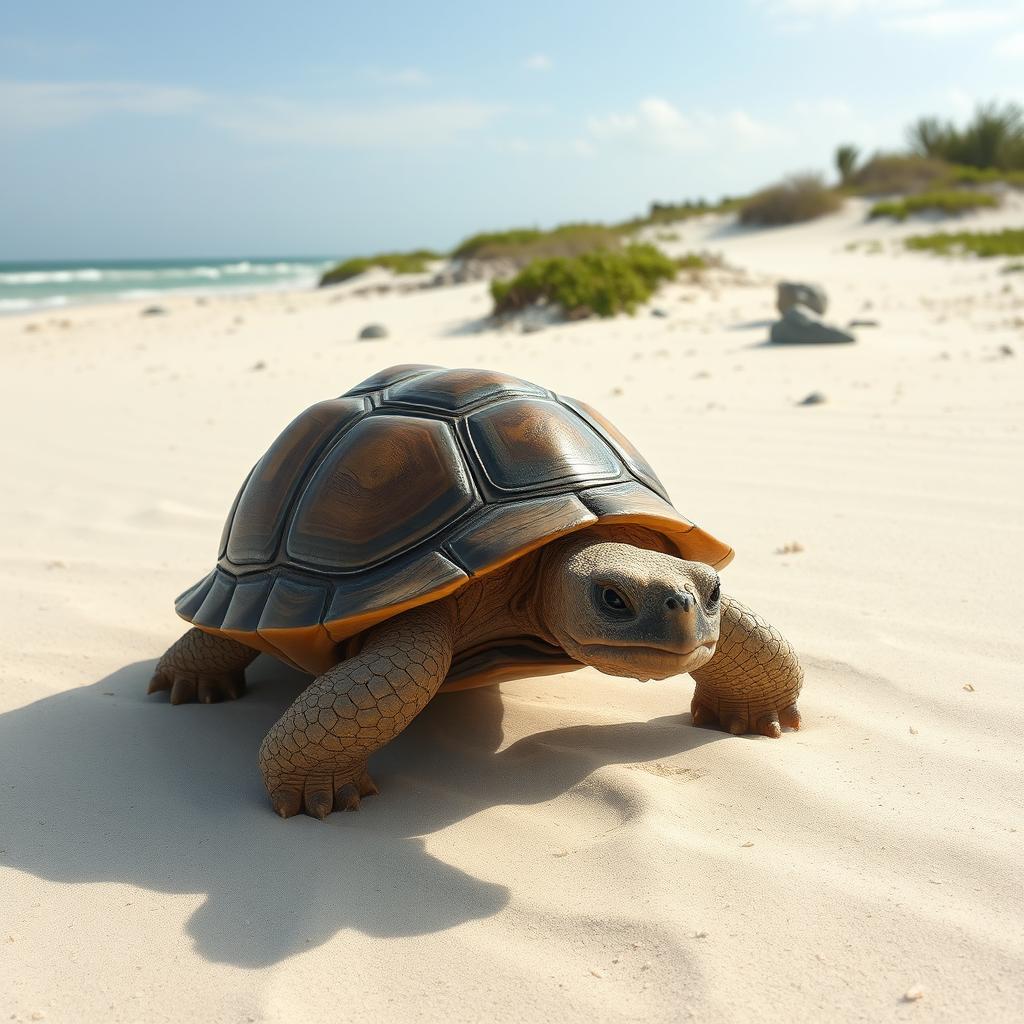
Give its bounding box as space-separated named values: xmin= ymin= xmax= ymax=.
xmin=358 ymin=324 xmax=389 ymax=340
xmin=798 ymin=391 xmax=827 ymax=406
xmin=141 ymin=305 xmax=167 ymax=317
xmin=770 ymin=304 xmax=855 ymax=345
xmin=777 ymin=281 xmax=827 ymax=316
xmin=651 ymin=308 xmax=670 ymax=318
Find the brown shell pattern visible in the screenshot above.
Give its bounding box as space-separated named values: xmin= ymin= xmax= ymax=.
xmin=176 ymin=365 xmax=734 ymax=673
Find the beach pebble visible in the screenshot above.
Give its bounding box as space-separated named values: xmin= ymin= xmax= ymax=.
xmin=775 ymin=541 xmax=804 ymax=554
xmin=651 ymin=307 xmax=669 ymax=318
xmin=141 ymin=305 xmax=167 ymax=317
xmin=797 ymin=391 xmax=827 ymax=406
xmin=903 ymin=985 xmax=925 ymax=1002
xmin=250 ymin=360 xmax=267 ymax=371
xmin=777 ymin=281 xmax=827 ymax=316
xmin=358 ymin=323 xmax=389 ymax=340
xmin=962 ymin=683 xmax=975 ymax=692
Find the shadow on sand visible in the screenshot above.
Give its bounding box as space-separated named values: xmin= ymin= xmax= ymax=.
xmin=0 ymin=657 xmax=717 ymax=968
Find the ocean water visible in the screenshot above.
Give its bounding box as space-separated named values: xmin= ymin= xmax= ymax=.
xmin=0 ymin=257 xmax=336 ymax=314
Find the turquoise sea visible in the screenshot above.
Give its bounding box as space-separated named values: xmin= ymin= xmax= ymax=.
xmin=0 ymin=257 xmax=337 ymax=314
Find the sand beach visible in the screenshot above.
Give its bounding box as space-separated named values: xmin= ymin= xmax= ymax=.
xmin=1 ymin=196 xmax=1022 ymax=1023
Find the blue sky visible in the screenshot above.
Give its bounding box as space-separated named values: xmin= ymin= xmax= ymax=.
xmin=2 ymin=0 xmax=1023 ymax=259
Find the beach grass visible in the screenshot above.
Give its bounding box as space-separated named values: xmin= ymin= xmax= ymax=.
xmin=904 ymin=227 xmax=1024 ymax=257
xmin=739 ymin=174 xmax=842 ymax=226
xmin=869 ymin=190 xmax=1000 ymax=220
xmin=320 ymin=249 xmax=441 ymax=286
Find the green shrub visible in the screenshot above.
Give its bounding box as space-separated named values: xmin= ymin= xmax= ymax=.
xmin=675 ymin=252 xmax=711 ymax=270
xmin=320 ymin=249 xmax=440 ymax=286
xmin=869 ymin=190 xmax=1000 ymax=220
xmin=907 ymin=102 xmax=1024 ymax=170
xmin=490 ymin=244 xmax=677 ymax=318
xmin=614 ymin=196 xmax=744 ymax=233
xmin=848 ymin=153 xmax=952 ymax=194
xmin=453 ymin=224 xmax=619 ymax=262
xmin=739 ymin=174 xmax=842 ymax=226
xmin=904 ymin=228 xmax=1024 ymax=257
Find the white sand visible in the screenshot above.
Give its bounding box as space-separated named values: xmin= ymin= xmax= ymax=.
xmin=1 ymin=197 xmax=1022 ymax=1023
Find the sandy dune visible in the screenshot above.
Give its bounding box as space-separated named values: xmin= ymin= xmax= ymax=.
xmin=1 ymin=198 xmax=1022 ymax=1023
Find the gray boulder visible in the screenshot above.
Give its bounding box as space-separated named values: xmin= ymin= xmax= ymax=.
xmin=358 ymin=323 xmax=389 ymax=340
xmin=770 ymin=304 xmax=855 ymax=345
xmin=777 ymin=281 xmax=827 ymax=316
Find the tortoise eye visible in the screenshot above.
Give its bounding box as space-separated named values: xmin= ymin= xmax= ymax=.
xmin=708 ymin=579 xmax=721 ymax=606
xmin=601 ymin=587 xmax=630 ymax=613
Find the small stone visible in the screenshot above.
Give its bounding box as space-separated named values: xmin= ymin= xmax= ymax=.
xmin=31 ymin=1013 xmax=46 ymax=1021
xmin=250 ymin=360 xmax=267 ymax=371
xmin=798 ymin=391 xmax=827 ymax=406
xmin=903 ymin=985 xmax=925 ymax=1002
xmin=962 ymin=683 xmax=975 ymax=692
xmin=772 ymin=304 xmax=855 ymax=345
xmin=358 ymin=323 xmax=388 ymax=340
xmin=141 ymin=305 xmax=167 ymax=317
xmin=741 ymin=841 xmax=754 ymax=848
xmin=651 ymin=308 xmax=669 ymax=318
xmin=775 ymin=541 xmax=804 ymax=555
xmin=611 ymin=386 xmax=624 ymax=396
xmin=693 ymin=930 xmax=708 ymax=939
xmin=998 ymin=344 xmax=1014 ymax=357
xmin=909 ymin=726 xmax=919 ymax=735
xmin=590 ymin=969 xmax=603 ymax=978
xmin=777 ymin=281 xmax=827 ymax=316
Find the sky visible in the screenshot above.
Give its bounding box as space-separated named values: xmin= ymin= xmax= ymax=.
xmin=2 ymin=0 xmax=1024 ymax=260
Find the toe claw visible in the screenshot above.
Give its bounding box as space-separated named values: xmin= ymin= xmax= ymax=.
xmin=306 ymin=791 xmax=333 ymax=820
xmin=169 ymin=675 xmax=197 ymax=705
xmin=780 ymin=703 xmax=802 ymax=730
xmin=758 ymin=713 xmax=782 ymax=739
xmin=334 ymin=783 xmax=361 ymax=811
xmin=690 ymin=698 xmax=717 ymax=728
xmin=147 ymin=672 xmax=170 ymax=695
xmin=357 ymin=771 xmax=379 ymax=797
xmin=727 ymin=715 xmax=748 ymax=735
xmin=271 ymin=788 xmax=301 ymax=819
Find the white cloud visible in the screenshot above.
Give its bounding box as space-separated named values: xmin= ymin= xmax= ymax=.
xmin=994 ymin=31 xmax=1024 ymax=56
xmin=586 ymin=97 xmax=781 ymax=153
xmin=883 ymin=8 xmax=1013 ymax=33
xmin=588 ymin=97 xmax=704 ymax=151
xmin=0 ymin=80 xmax=204 ymax=130
xmin=0 ymin=79 xmax=502 ymax=148
xmin=523 ymin=53 xmax=553 ymax=72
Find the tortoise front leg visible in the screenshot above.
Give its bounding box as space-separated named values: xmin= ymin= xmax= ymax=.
xmin=258 ymin=601 xmax=455 ymax=819
xmin=689 ymin=594 xmax=803 ymax=738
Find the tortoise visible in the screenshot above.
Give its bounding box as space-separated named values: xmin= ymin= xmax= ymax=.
xmin=150 ymin=364 xmax=803 ymax=818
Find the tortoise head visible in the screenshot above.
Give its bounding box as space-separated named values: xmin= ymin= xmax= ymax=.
xmin=541 ymin=538 xmax=721 ymax=682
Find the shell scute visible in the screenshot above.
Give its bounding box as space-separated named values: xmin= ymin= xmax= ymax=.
xmin=286 ymin=415 xmax=476 ymax=570
xmin=383 ymin=367 xmax=547 ymax=412
xmin=467 ymin=398 xmax=622 ymax=493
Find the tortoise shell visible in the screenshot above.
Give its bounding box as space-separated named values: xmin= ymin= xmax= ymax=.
xmin=176 ymin=365 xmax=733 ymax=675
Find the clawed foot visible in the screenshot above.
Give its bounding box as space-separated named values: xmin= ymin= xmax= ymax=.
xmin=263 ymin=765 xmax=380 ymax=820
xmin=690 ymin=693 xmax=801 ymax=738
xmin=147 ymin=668 xmax=246 ymax=704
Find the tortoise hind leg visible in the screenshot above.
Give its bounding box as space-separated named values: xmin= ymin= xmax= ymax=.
xmin=149 ymin=627 xmax=259 ymax=705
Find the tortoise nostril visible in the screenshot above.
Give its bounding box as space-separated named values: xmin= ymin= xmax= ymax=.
xmin=666 ymin=597 xmax=678 ymax=610
xmin=666 ymin=593 xmax=694 ymax=612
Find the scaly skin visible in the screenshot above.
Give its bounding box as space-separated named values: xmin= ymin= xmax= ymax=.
xmin=689 ymin=594 xmax=803 ymax=738
xmin=257 ymin=601 xmax=455 ymax=818
xmin=148 ymin=627 xmax=258 ymax=704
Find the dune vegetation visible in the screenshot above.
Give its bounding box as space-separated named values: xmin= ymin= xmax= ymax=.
xmin=904 ymin=228 xmax=1024 ymax=258
xmin=739 ymin=174 xmax=843 ymax=226
xmin=869 ymin=190 xmax=1000 ymax=221
xmin=319 ymin=249 xmax=441 ymax=286
xmin=490 ymin=244 xmax=677 ymax=318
